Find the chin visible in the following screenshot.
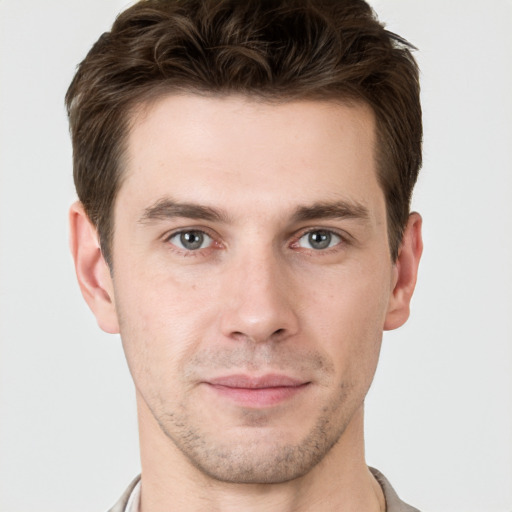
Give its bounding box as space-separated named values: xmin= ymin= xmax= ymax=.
xmin=158 ymin=407 xmax=349 ymax=485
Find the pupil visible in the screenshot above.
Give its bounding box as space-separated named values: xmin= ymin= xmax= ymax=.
xmin=309 ymin=231 xmax=331 ymax=250
xmin=180 ymin=231 xmax=204 ymax=250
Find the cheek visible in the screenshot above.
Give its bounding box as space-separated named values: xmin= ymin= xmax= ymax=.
xmin=112 ymin=268 xmax=219 ymax=394
xmin=303 ymin=265 xmax=391 ymax=381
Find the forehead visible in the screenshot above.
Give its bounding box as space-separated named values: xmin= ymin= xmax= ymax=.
xmin=119 ymin=94 xmax=382 ymax=219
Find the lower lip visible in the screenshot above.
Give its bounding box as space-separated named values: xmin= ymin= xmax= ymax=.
xmin=207 ymin=383 xmax=309 ymax=407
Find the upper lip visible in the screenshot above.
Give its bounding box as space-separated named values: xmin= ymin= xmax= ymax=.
xmin=206 ymin=374 xmax=308 ymax=389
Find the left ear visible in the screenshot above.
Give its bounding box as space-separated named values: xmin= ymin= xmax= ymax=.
xmin=384 ymin=212 xmax=423 ymax=331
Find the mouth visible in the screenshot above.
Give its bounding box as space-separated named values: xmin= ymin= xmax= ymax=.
xmin=204 ymin=374 xmax=311 ymax=408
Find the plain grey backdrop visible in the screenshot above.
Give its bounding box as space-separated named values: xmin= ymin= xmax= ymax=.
xmin=1 ymin=1 xmax=511 ymax=511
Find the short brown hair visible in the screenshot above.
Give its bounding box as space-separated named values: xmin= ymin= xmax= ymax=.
xmin=66 ymin=0 xmax=421 ymax=266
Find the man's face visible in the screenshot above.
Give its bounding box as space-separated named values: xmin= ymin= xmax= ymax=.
xmin=107 ymin=95 xmax=399 ymax=483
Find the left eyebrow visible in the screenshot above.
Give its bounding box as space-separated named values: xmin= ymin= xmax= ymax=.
xmin=290 ymin=200 xmax=370 ymax=223
xmin=138 ymin=197 xmax=229 ymax=224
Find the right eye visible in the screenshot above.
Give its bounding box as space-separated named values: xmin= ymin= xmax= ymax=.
xmin=167 ymin=230 xmax=213 ymax=251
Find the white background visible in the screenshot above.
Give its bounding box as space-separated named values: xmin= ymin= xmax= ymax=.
xmin=0 ymin=1 xmax=511 ymax=511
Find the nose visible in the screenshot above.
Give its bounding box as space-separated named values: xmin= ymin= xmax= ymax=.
xmin=219 ymin=251 xmax=300 ymax=344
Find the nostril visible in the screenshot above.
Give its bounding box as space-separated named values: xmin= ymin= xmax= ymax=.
xmin=229 ymin=328 xmax=287 ymax=343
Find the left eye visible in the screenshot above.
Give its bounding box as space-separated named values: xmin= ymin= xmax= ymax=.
xmin=168 ymin=230 xmax=213 ymax=251
xmin=297 ymin=230 xmax=342 ymax=250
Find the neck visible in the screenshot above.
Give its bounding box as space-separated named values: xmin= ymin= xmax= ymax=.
xmin=136 ymin=397 xmax=385 ymax=512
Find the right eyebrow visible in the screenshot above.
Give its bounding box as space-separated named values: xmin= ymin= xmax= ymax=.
xmin=138 ymin=197 xmax=229 ymax=224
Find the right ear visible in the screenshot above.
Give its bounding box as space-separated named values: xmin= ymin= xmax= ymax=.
xmin=69 ymin=201 xmax=119 ymax=334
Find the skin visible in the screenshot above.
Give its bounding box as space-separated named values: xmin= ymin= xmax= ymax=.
xmin=70 ymin=95 xmax=422 ymax=511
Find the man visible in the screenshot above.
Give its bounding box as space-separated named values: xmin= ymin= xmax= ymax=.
xmin=67 ymin=0 xmax=423 ymax=510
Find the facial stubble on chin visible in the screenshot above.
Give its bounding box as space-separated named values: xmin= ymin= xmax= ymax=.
xmin=146 ymin=345 xmax=360 ymax=485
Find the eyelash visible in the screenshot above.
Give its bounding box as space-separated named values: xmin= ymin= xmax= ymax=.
xmin=163 ymin=227 xmax=349 ymax=256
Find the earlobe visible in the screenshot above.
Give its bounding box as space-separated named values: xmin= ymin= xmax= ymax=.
xmin=384 ymin=212 xmax=423 ymax=331
xmin=69 ymin=201 xmax=120 ymax=334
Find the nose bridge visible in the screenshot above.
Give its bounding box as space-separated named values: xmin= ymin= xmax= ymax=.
xmin=220 ymin=244 xmax=299 ymax=343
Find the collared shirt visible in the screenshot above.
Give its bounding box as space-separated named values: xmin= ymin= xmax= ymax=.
xmin=108 ymin=468 xmax=420 ymax=512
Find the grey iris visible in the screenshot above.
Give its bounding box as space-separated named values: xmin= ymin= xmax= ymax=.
xmin=309 ymin=231 xmax=332 ymax=250
xmin=180 ymin=231 xmax=204 ymax=250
